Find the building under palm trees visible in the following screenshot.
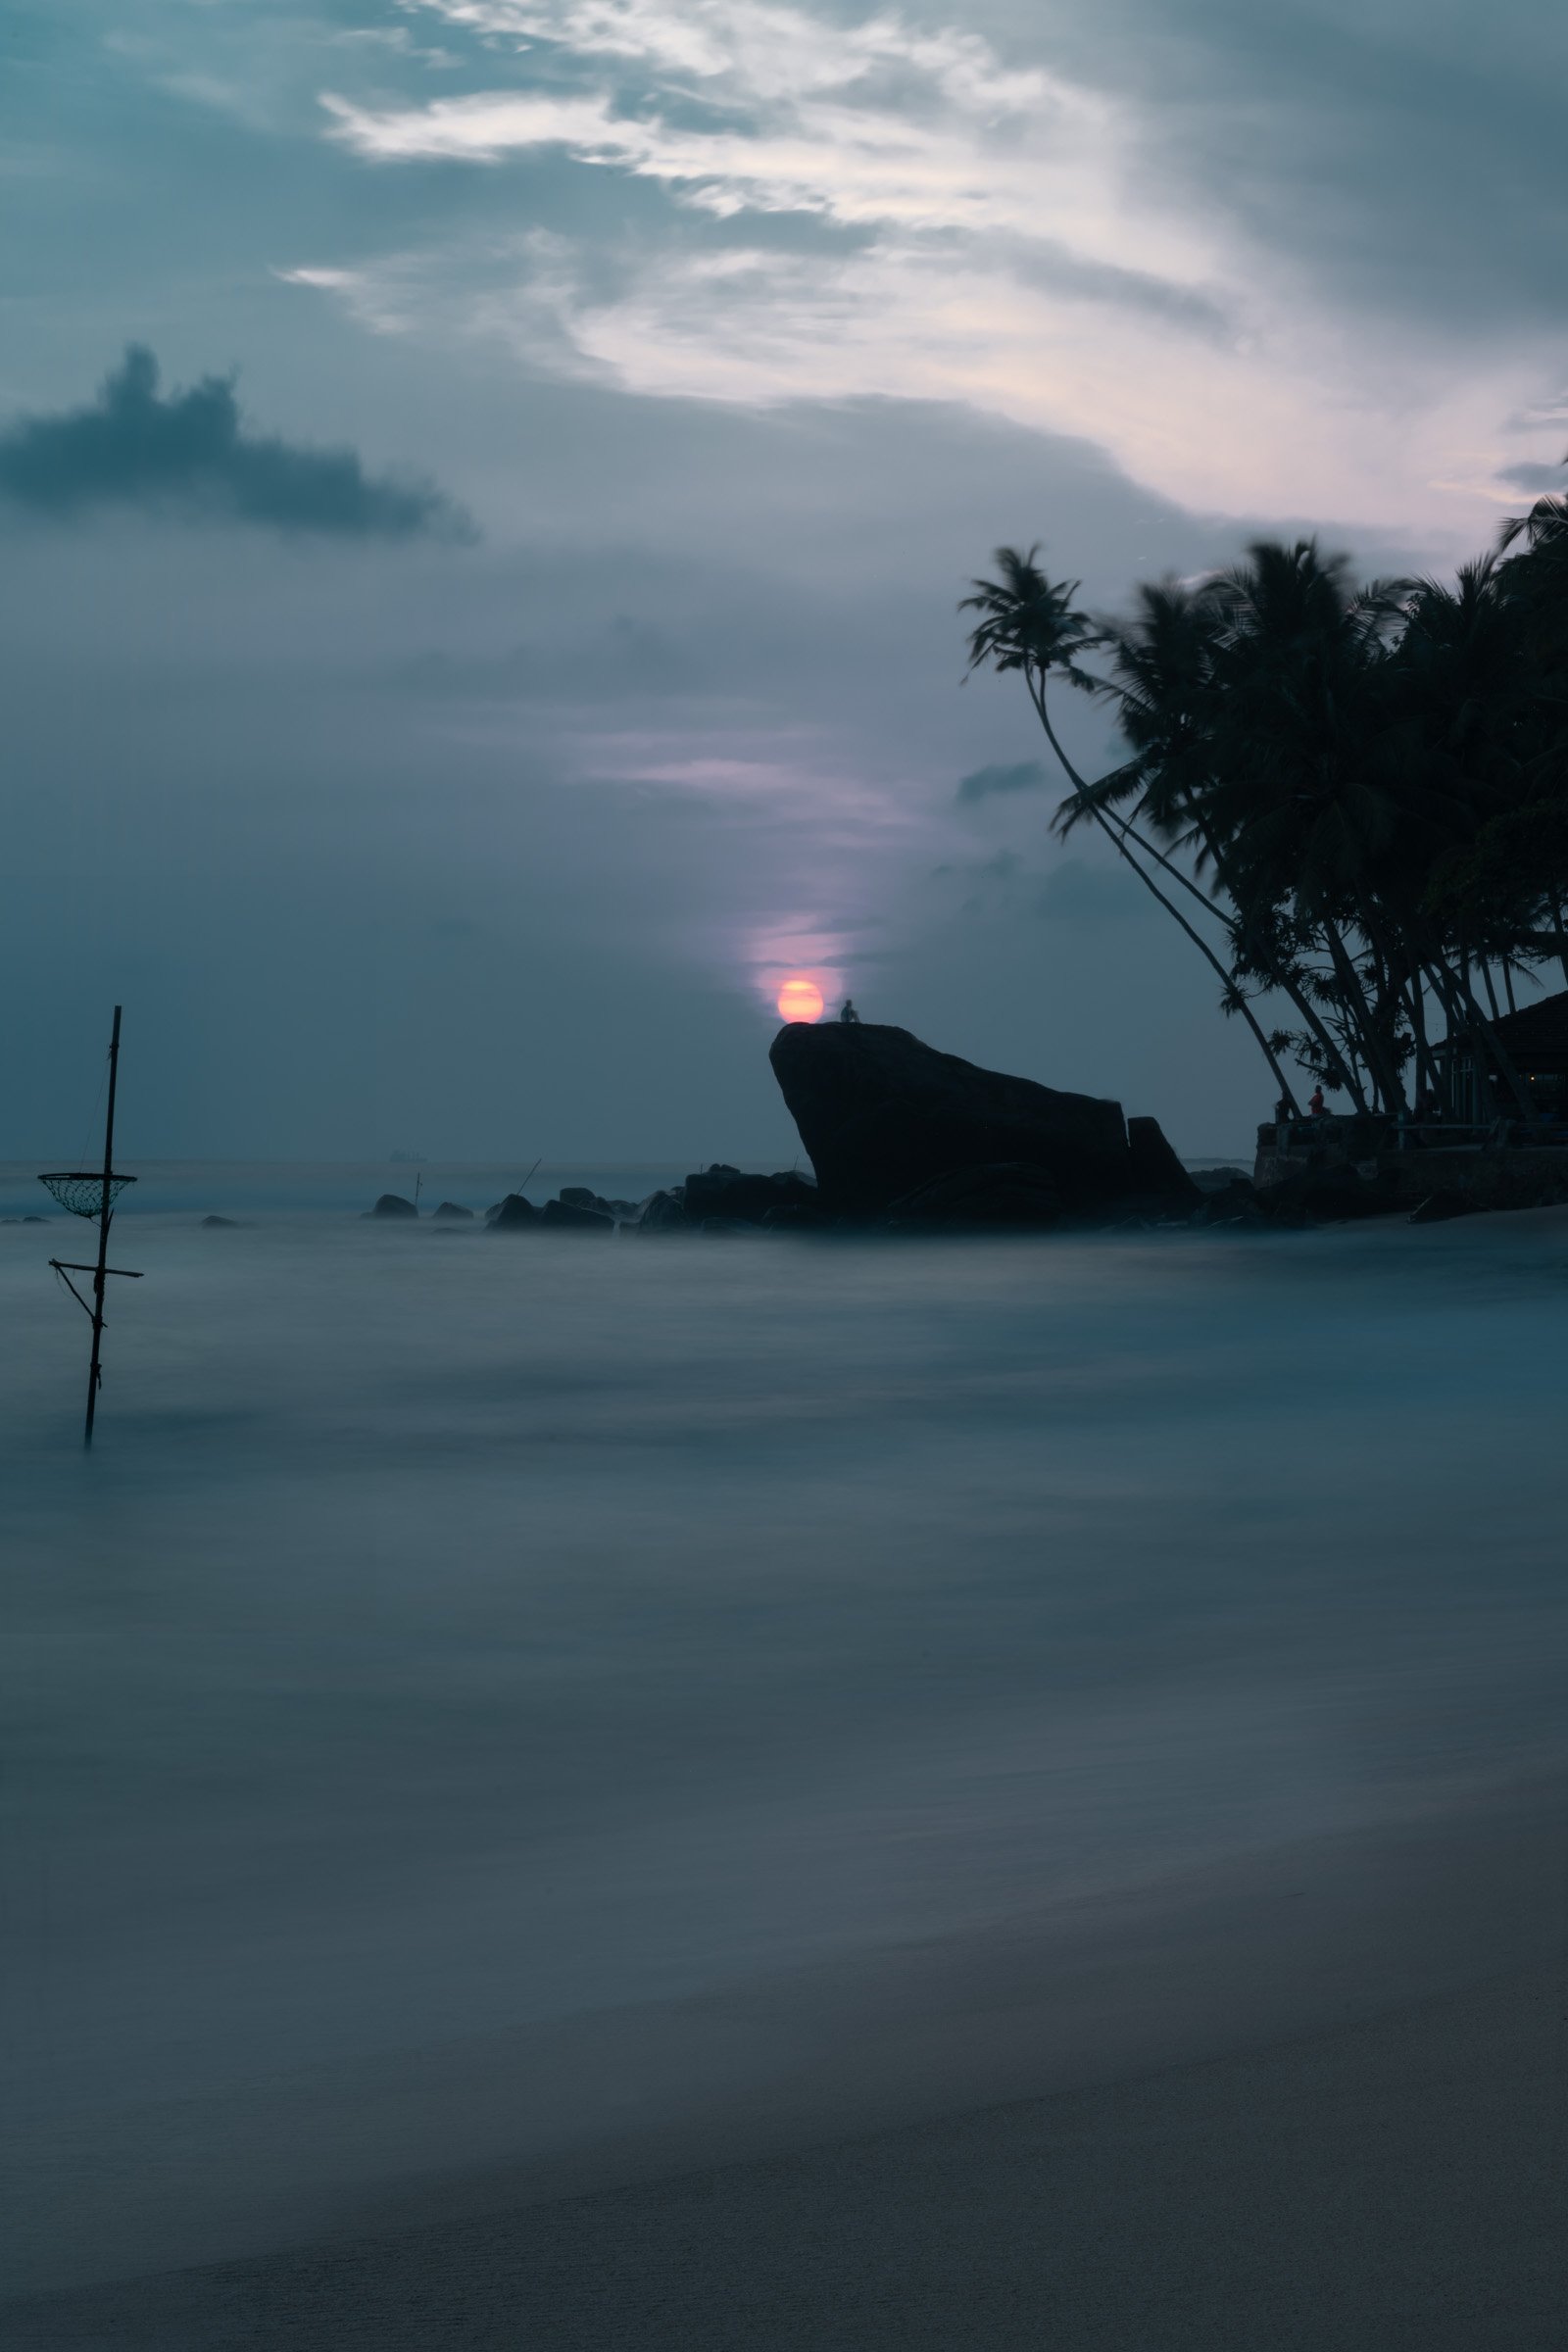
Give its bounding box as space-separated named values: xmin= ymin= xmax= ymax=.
xmin=1442 ymin=988 xmax=1568 ymax=1124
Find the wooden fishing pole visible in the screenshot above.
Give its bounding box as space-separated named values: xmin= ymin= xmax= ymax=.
xmin=41 ymin=1005 xmax=142 ymax=1448
xmin=83 ymin=1005 xmax=122 ymax=1446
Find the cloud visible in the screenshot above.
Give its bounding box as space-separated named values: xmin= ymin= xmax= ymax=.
xmin=1034 ymin=859 xmax=1155 ymax=921
xmin=1495 ymin=459 xmax=1567 ymax=494
xmin=296 ymin=0 xmax=1568 ymax=545
xmin=0 ymin=347 xmax=474 ymax=539
xmin=956 ymin=760 xmax=1045 ymax=805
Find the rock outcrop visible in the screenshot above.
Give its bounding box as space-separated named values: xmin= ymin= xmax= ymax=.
xmin=887 ymin=1162 xmax=1064 ymax=1228
xmin=370 ymin=1193 xmax=418 ymax=1219
xmin=1126 ymin=1116 xmax=1200 ymax=1208
xmin=768 ymin=1021 xmax=1161 ymax=1217
xmin=432 ymin=1200 xmax=473 ymax=1221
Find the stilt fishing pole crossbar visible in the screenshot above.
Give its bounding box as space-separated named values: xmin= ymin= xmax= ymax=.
xmin=39 ymin=1004 xmax=141 ymax=1447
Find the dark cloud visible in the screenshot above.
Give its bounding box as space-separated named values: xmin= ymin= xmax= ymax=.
xmin=1034 ymin=859 xmax=1156 ymax=921
xmin=995 ymin=235 xmax=1233 ymax=337
xmin=1496 ymin=460 xmax=1567 ymax=494
xmin=956 ymin=760 xmax=1047 ymax=805
xmin=0 ymin=346 xmax=474 ymax=539
xmin=1024 ymin=0 xmax=1568 ymax=334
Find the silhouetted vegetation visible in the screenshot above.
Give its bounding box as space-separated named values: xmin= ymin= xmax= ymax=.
xmin=962 ymin=484 xmax=1568 ymax=1120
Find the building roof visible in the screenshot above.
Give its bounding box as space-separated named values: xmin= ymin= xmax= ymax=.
xmin=1484 ymin=986 xmax=1568 ymax=1064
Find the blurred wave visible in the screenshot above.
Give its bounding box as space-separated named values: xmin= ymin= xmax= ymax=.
xmin=4 ymin=1191 xmax=1566 ymax=2288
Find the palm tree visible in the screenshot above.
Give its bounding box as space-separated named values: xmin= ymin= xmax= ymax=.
xmin=1072 ymin=572 xmax=1373 ymax=1111
xmin=960 ymin=548 xmax=1303 ymax=1111
xmin=1177 ymin=540 xmax=1417 ymax=1114
xmin=962 ymin=528 xmax=1568 ymax=1128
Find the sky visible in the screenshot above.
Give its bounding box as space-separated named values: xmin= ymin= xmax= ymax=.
xmin=4 ymin=0 xmax=1567 ymax=1162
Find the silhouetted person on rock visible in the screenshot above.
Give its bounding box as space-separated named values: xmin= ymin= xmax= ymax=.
xmin=839 ymin=998 xmax=861 ymax=1024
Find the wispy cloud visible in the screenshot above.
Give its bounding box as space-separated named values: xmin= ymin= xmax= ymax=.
xmin=0 ymin=347 xmax=474 ymax=539
xmin=323 ymin=3 xmax=1197 ymax=274
xmin=956 ymin=760 xmax=1045 ymax=805
xmin=293 ymin=0 xmax=1568 ymax=543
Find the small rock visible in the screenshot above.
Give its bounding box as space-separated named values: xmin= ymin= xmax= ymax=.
xmin=683 ymin=1167 xmax=817 ymax=1224
xmin=369 ymin=1194 xmax=418 ymax=1219
xmin=542 ymin=1198 xmax=613 ymax=1233
xmin=432 ymin=1201 xmax=474 ymax=1220
xmin=1191 ymin=1178 xmax=1269 ymax=1228
xmin=200 ymin=1214 xmax=241 ymax=1228
xmin=489 ymin=1194 xmax=539 ymax=1230
xmin=633 ymin=1187 xmax=690 ymax=1233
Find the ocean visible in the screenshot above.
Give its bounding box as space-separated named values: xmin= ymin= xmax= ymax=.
xmin=5 ymin=1167 xmax=1567 ymax=2300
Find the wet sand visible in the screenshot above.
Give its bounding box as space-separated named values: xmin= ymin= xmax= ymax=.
xmin=11 ymin=1790 xmax=1566 ymax=2351
xmin=11 ymin=1968 xmax=1564 ymax=2351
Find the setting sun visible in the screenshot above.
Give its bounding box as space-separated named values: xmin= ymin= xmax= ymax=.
xmin=776 ymin=977 xmax=825 ymax=1023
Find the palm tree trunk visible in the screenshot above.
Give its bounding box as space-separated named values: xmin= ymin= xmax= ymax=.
xmin=1028 ymin=676 xmax=1302 ymax=1114
xmin=1479 ymin=959 xmax=1501 ymax=1021
xmin=1319 ymin=917 xmax=1407 ymax=1116
xmin=1405 ymin=968 xmax=1438 ymax=1101
xmin=1172 ymin=793 xmax=1370 ymax=1114
xmin=1422 ymin=948 xmax=1534 ymax=1121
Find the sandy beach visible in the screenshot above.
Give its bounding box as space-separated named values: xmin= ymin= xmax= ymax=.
xmin=9 ymin=1774 xmax=1565 ymax=2349
xmin=10 ymin=1970 xmax=1563 ymax=2349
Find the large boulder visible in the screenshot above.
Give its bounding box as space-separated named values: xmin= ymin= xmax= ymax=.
xmin=887 ymin=1162 xmax=1064 ymax=1229
xmin=369 ymin=1193 xmax=418 ymax=1219
xmin=769 ymin=1021 xmax=1133 ymax=1214
xmin=1126 ymin=1116 xmax=1200 ymax=1207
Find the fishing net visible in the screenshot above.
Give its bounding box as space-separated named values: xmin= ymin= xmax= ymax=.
xmin=38 ymin=1171 xmax=135 ymax=1219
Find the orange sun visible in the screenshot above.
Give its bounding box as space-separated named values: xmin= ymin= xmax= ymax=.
xmin=776 ymin=977 xmax=825 ymax=1023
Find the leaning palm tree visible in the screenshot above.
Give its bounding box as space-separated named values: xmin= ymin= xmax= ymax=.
xmin=1078 ymin=572 xmax=1373 ymax=1110
xmin=960 ymin=546 xmax=1303 ymax=1111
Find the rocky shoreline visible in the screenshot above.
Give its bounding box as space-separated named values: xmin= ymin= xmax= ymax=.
xmin=360 ymin=1020 xmax=1568 ymax=1242
xmin=361 ymin=1019 xmax=1529 ymax=1237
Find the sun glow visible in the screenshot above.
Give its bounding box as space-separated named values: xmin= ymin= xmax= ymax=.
xmin=776 ymin=977 xmax=825 ymax=1023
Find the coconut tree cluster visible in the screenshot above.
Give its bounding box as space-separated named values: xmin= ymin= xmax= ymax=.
xmin=961 ymin=490 xmax=1568 ymax=1121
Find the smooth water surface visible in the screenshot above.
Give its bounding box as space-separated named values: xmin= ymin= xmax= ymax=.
xmin=5 ymin=1185 xmax=1567 ymax=2290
